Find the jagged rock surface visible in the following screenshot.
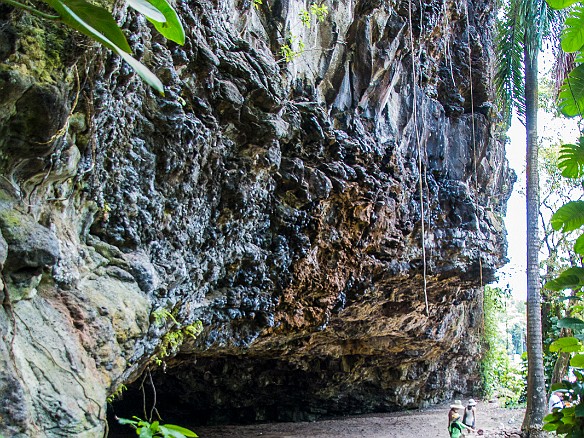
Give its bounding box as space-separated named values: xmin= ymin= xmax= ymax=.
xmin=0 ymin=0 xmax=513 ymax=434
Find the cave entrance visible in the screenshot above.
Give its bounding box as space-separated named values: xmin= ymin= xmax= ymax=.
xmin=107 ymin=354 xmax=398 ymax=433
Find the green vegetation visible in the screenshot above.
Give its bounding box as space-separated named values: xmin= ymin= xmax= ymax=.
xmin=106 ymin=384 xmax=127 ymax=404
xmin=112 ymin=314 xmax=205 ymax=436
xmin=538 ymin=0 xmax=584 ymax=426
xmin=255 ymin=2 xmax=329 ymax=63
xmin=117 ymin=416 xmax=198 ymax=437
xmin=481 ymin=285 xmax=526 ymax=406
xmin=0 ymin=0 xmax=185 ymax=93
xmin=151 ymin=307 xmax=203 ymax=366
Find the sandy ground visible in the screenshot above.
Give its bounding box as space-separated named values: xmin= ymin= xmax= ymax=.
xmin=194 ymin=400 xmax=524 ymax=438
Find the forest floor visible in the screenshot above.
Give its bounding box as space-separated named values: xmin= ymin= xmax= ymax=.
xmin=194 ymin=400 xmax=525 ymax=438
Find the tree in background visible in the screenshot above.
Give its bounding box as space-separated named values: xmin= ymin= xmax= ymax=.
xmin=537 ymin=0 xmax=584 ymax=432
xmin=482 ymin=286 xmax=526 ymax=406
xmin=496 ymin=0 xmax=561 ymax=432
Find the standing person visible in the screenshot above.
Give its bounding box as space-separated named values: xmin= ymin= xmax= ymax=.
xmin=463 ymin=399 xmax=477 ymax=428
xmin=549 ymin=391 xmax=564 ymax=412
xmin=449 ymin=412 xmax=474 ymax=438
xmin=449 ymin=400 xmax=465 ymax=428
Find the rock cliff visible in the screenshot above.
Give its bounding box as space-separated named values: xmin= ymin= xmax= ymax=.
xmin=0 ymin=0 xmax=513 ymax=434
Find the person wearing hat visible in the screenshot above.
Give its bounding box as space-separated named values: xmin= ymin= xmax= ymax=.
xmin=449 ymin=412 xmax=474 ymax=438
xmin=448 ymin=399 xmax=465 ymax=425
xmin=463 ymin=398 xmax=477 ymax=428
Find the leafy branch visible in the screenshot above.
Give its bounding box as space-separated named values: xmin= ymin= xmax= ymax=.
xmin=0 ymin=0 xmax=186 ymax=94
xmin=268 ymin=2 xmax=328 ymax=63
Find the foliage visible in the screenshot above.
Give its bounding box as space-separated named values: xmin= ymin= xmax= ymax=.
xmin=548 ymin=0 xmax=584 ymax=118
xmin=280 ymin=35 xmax=305 ymax=62
xmin=541 ymin=26 xmax=584 ymax=428
xmin=152 ymin=308 xmax=178 ymax=327
xmin=495 ymin=0 xmax=560 ymax=125
xmin=106 ymin=384 xmax=128 ymax=404
xmin=481 ymin=286 xmax=526 ymax=406
xmin=0 ymin=0 xmax=185 ymax=93
xmin=255 ymin=1 xmax=329 ymax=63
xmin=117 ymin=416 xmax=198 ymax=437
xmin=151 ymin=310 xmax=203 ymax=366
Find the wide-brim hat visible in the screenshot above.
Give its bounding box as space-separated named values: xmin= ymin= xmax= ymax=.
xmin=468 ymin=398 xmax=477 ymax=406
xmin=450 ymin=399 xmax=465 ymax=409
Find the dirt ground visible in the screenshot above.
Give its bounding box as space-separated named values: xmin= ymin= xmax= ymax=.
xmin=195 ymin=400 xmax=524 ymax=438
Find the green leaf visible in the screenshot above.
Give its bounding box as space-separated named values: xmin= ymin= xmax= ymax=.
xmin=576 ymin=403 xmax=584 ymax=417
xmin=145 ymin=0 xmax=185 ymax=44
xmin=117 ymin=417 xmax=139 ymax=426
xmin=550 ymin=336 xmax=583 ymax=353
xmin=546 ymin=0 xmax=580 ymax=8
xmin=563 ymin=406 xmax=577 ymax=417
xmin=117 ymin=50 xmax=165 ymax=94
xmin=559 ymin=317 xmax=584 ymax=330
xmin=139 ymin=426 xmax=154 ymax=438
xmin=551 ymin=201 xmax=584 ymax=232
xmin=127 ymin=0 xmax=166 ymax=22
xmin=571 ymin=353 xmax=584 ymax=367
xmin=544 ymin=412 xmax=561 ymax=423
xmin=559 ymin=140 xmax=584 ymax=178
xmin=575 ymin=234 xmax=584 ymax=255
xmin=545 ymin=267 xmax=584 ymax=291
xmin=42 ymin=0 xmax=132 ymax=53
xmin=557 ymin=422 xmax=573 ymax=433
xmin=543 ymin=422 xmax=559 ymax=431
xmin=41 ymin=0 xmax=164 ymax=93
xmin=562 ymin=6 xmax=584 ymax=53
xmin=559 ymin=64 xmax=584 ymax=117
xmin=162 ymin=424 xmax=198 ymax=437
xmin=158 ymin=425 xmax=187 ymax=438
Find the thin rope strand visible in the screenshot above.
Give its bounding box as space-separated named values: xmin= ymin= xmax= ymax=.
xmin=408 ymin=0 xmax=429 ymax=316
xmin=464 ymin=0 xmax=484 ymax=290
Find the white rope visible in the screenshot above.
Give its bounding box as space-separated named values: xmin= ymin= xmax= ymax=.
xmin=408 ymin=0 xmax=430 ymax=316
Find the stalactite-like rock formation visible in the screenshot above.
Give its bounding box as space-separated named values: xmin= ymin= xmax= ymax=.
xmin=0 ymin=0 xmax=513 ymax=434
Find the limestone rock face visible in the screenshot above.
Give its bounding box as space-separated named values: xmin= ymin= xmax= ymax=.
xmin=0 ymin=0 xmax=513 ymax=434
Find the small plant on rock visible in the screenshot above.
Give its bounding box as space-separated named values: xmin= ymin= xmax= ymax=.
xmin=150 ymin=307 xmax=203 ymax=366
xmin=117 ymin=416 xmax=198 ymax=437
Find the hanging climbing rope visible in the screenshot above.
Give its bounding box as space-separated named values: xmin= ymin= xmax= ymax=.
xmin=408 ymin=0 xmax=430 ymax=316
xmin=464 ymin=0 xmax=485 ymax=290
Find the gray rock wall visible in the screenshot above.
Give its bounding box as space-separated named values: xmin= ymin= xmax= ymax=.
xmin=0 ymin=0 xmax=513 ymax=434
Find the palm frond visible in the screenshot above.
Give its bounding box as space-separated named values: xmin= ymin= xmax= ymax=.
xmin=495 ymin=0 xmax=526 ymax=125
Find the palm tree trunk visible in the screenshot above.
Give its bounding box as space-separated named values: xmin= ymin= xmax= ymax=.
xmin=522 ymin=44 xmax=547 ymax=436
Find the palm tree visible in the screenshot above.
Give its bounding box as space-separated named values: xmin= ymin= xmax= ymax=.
xmin=496 ymin=0 xmax=560 ymax=434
